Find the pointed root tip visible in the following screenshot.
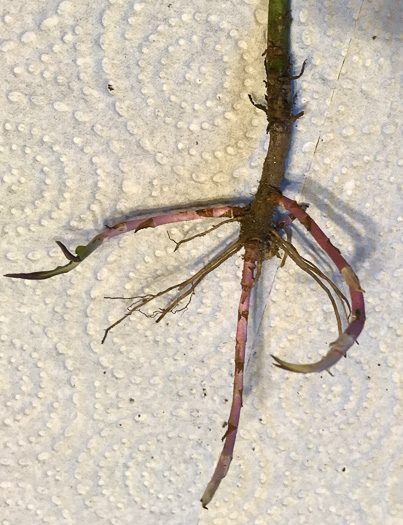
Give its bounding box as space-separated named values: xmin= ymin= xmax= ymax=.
xmin=200 ymin=490 xmax=213 ymax=510
xmin=200 ymin=455 xmax=232 ymax=508
xmin=270 ymin=340 xmax=350 ymax=374
xmin=271 ymin=354 xmax=320 ymax=374
xmin=271 ymin=324 xmax=359 ymax=375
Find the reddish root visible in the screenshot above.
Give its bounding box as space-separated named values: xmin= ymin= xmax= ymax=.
xmin=200 ymin=243 xmax=259 ymax=508
xmin=270 ymin=193 xmax=365 ymax=374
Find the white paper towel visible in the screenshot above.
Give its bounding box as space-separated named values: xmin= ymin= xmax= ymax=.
xmin=1 ymin=1 xmax=402 ymax=523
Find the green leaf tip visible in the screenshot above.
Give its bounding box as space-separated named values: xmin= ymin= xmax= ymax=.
xmin=4 ymin=240 xmax=84 ymax=280
xmin=4 ymin=260 xmax=81 ymax=280
xmin=4 ymin=235 xmax=106 ymax=281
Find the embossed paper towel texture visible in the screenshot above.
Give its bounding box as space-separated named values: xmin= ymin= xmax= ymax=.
xmin=1 ymin=1 xmax=402 ymax=524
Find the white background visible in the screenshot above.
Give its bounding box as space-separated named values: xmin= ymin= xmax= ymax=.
xmin=1 ymin=1 xmax=402 ymax=524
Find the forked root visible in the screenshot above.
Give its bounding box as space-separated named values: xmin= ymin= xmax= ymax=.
xmin=167 ymin=216 xmax=243 ymax=252
xmin=102 ymin=240 xmax=243 ymax=343
xmin=269 ymin=193 xmax=366 ymax=374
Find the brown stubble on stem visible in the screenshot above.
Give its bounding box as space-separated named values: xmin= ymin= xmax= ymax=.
xmin=240 ymin=0 xmax=301 ymax=247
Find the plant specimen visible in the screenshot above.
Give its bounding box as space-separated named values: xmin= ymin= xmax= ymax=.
xmin=5 ymin=0 xmax=365 ymax=508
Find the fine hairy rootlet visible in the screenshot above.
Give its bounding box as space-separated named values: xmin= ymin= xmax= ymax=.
xmin=5 ymin=0 xmax=365 ymax=508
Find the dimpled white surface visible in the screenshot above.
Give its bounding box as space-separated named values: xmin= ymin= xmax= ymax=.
xmin=1 ymin=1 xmax=402 ymax=524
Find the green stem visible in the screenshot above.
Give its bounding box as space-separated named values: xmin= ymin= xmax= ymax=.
xmin=260 ymin=0 xmax=294 ymax=193
xmin=266 ymin=0 xmax=291 ymax=80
